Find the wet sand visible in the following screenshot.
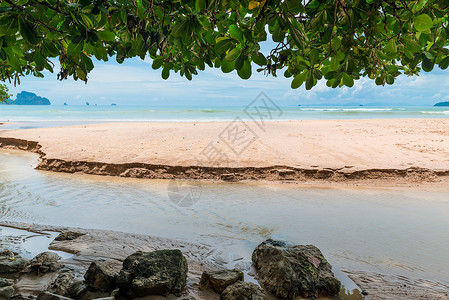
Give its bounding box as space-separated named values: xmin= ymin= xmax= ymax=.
xmin=0 ymin=119 xmax=449 ymax=184
xmin=2 ymin=221 xmax=448 ymax=300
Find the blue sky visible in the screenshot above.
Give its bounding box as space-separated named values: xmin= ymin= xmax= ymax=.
xmin=5 ymin=56 xmax=449 ymax=106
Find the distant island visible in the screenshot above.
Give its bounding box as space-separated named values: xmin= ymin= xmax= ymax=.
xmin=1 ymin=91 xmax=51 ymax=105
xmin=434 ymin=101 xmax=449 ymax=107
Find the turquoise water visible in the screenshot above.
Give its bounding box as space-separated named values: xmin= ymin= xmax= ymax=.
xmin=0 ymin=105 xmax=448 ymax=125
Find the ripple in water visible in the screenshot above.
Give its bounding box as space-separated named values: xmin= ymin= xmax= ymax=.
xmin=1 ymin=149 xmax=449 ymax=293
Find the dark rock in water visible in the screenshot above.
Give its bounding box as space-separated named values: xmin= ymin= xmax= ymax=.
xmin=0 ymin=278 xmax=14 ymax=288
xmin=220 ymin=282 xmax=267 ymax=300
xmin=54 ymin=232 xmax=84 ymax=242
xmin=68 ymin=281 xmax=87 ymax=299
xmin=0 ymin=250 xmax=29 ymax=274
xmin=199 ymin=269 xmax=243 ymax=293
xmin=47 ymin=271 xmax=75 ymax=296
xmin=252 ymin=239 xmax=341 ymax=299
xmin=117 ymin=250 xmax=188 ymax=298
xmin=36 ymin=292 xmax=72 ymax=300
xmin=84 ymin=262 xmax=117 ymax=292
xmin=23 ymin=252 xmax=62 ymax=274
xmin=0 ymin=286 xmax=14 ymax=300
xmin=177 ymin=296 xmax=196 ymax=300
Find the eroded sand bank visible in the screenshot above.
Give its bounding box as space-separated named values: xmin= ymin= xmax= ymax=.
xmin=0 ymin=119 xmax=449 ymax=184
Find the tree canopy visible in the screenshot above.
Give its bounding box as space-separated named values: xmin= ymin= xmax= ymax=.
xmin=1 ymin=0 xmax=449 ymax=89
xmin=0 ymin=83 xmax=12 ymax=102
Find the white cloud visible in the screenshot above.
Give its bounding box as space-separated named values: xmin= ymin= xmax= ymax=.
xmin=6 ymin=57 xmax=449 ymax=106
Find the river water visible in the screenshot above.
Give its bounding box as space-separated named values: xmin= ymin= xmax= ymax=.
xmin=1 ymin=149 xmax=449 ymax=296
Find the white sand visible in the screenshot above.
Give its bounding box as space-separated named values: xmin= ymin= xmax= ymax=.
xmin=1 ymin=119 xmax=448 ymax=172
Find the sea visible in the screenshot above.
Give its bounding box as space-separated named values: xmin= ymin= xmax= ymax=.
xmin=0 ymin=105 xmax=448 ymax=129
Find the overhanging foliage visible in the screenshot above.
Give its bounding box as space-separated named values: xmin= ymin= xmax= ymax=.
xmin=1 ymin=0 xmax=449 ymax=89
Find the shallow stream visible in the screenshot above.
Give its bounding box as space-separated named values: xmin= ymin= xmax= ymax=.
xmin=1 ymin=149 xmax=449 ymax=297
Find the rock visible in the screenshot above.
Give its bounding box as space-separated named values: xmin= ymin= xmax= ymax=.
xmin=0 ymin=286 xmax=14 ymax=300
xmin=252 ymin=239 xmax=341 ymax=299
xmin=90 ymin=298 xmax=114 ymax=300
xmin=117 ymin=250 xmax=188 ymax=298
xmin=47 ymin=271 xmax=75 ymax=296
xmin=0 ymin=250 xmax=29 ymax=274
xmin=199 ymin=269 xmax=244 ymax=293
xmin=36 ymin=292 xmax=72 ymax=300
xmin=67 ymin=281 xmax=87 ymax=299
xmin=10 ymin=295 xmax=36 ymax=300
xmin=109 ymin=289 xmax=119 ymax=298
xmin=0 ymin=278 xmax=13 ymax=288
xmin=177 ymin=296 xmax=196 ymax=300
xmin=84 ymin=262 xmax=117 ymax=292
xmin=23 ymin=252 xmax=62 ymax=274
xmin=54 ymin=232 xmax=84 ymax=242
xmin=1 ymin=91 xmax=51 ymax=105
xmin=220 ymin=282 xmax=267 ymax=300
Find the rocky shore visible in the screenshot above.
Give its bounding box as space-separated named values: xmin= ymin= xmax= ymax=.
xmin=0 ymin=224 xmax=343 ymax=300
xmin=1 ymin=223 xmax=448 ymax=300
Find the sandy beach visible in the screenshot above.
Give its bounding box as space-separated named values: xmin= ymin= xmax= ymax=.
xmin=0 ymin=119 xmax=448 ymax=184
xmin=1 ymin=120 xmax=449 ymax=299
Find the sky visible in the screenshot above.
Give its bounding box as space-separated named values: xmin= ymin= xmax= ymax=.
xmin=5 ymin=55 xmax=449 ymax=107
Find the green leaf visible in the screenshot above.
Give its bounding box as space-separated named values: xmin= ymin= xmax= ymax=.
xmin=0 ymin=17 xmax=18 ymax=37
xmin=252 ymin=52 xmax=267 ymax=66
xmin=286 ymin=0 xmax=303 ymax=14
xmin=439 ymin=56 xmax=449 ymax=69
xmin=331 ymin=37 xmax=341 ymax=51
xmin=342 ymin=73 xmax=354 ymax=87
xmin=136 ymin=0 xmax=146 ymax=19
xmin=152 ymin=58 xmax=163 ymax=69
xmin=226 ymin=47 xmax=241 ymax=61
xmin=401 ymin=36 xmax=421 ymax=52
xmin=305 ymin=70 xmax=314 ymax=90
xmin=235 ymin=53 xmax=245 ymax=70
xmin=19 ymin=18 xmax=39 ymax=45
xmin=67 ymin=37 xmax=84 ymax=55
xmin=375 ymin=76 xmax=385 ymax=86
xmin=273 ymin=21 xmax=284 ymax=43
xmin=289 ymin=25 xmax=304 ymax=49
xmin=196 ymin=0 xmax=207 ymax=10
xmin=386 ymin=74 xmax=395 ymax=85
xmin=291 ymin=70 xmax=308 ymax=89
xmin=76 ymin=68 xmax=87 ymax=81
xmin=215 ymin=38 xmax=234 ymax=53
xmin=162 ymin=68 xmax=170 ymax=79
xmin=81 ymin=14 xmax=94 ymax=29
xmin=229 ymin=25 xmax=243 ymax=42
xmin=386 ymin=39 xmax=397 ymax=53
xmin=415 ymin=0 xmax=429 ymax=12
xmin=237 ymin=59 xmax=251 ymax=79
xmin=221 ymin=59 xmax=235 ymax=73
xmin=97 ymin=30 xmax=115 ymax=42
xmin=413 ymin=14 xmax=433 ymax=32
xmin=330 ymin=55 xmax=339 ymax=71
xmin=422 ymin=56 xmax=434 ymax=71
